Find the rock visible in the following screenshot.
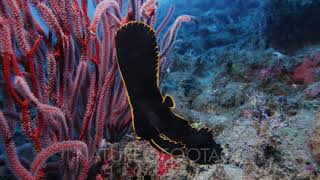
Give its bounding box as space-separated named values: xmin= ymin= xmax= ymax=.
xmin=215 ymin=83 xmax=247 ymax=108
xmin=207 ymin=31 xmax=236 ymax=47
xmin=310 ymin=112 xmax=320 ymax=165
xmin=266 ymin=0 xmax=320 ymax=51
xmin=224 ymin=165 xmax=244 ymax=179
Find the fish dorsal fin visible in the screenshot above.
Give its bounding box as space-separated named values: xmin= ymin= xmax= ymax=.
xmin=115 ymin=21 xmax=163 ymax=140
xmin=115 ymin=21 xmax=162 ymax=101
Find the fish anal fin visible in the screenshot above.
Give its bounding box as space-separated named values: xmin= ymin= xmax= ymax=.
xmin=150 ymin=134 xmax=186 ymax=156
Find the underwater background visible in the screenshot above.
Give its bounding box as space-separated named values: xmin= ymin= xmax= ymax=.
xmin=1 ymin=0 xmax=320 ymax=179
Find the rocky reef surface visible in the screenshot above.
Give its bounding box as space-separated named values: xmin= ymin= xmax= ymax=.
xmin=86 ymin=0 xmax=320 ymax=179
xmin=155 ymin=0 xmax=320 ymax=179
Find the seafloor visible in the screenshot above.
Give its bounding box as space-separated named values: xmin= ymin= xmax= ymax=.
xmin=96 ymin=0 xmax=320 ymax=179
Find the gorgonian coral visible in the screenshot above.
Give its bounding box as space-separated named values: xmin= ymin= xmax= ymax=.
xmin=0 ymin=0 xmax=193 ymax=178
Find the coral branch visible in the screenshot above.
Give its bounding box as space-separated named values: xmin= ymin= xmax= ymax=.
xmin=78 ymin=157 xmax=93 ymax=180
xmin=80 ymin=71 xmax=98 ymax=140
xmin=27 ymin=35 xmax=43 ymax=58
xmin=160 ymin=15 xmax=195 ymax=58
xmin=14 ymin=76 xmax=68 ymax=140
xmin=2 ymin=53 xmax=24 ymax=105
xmin=47 ymin=51 xmax=57 ymax=103
xmin=0 ymin=17 xmax=14 ymax=55
xmin=35 ymin=2 xmax=63 ymax=38
xmin=94 ymin=64 xmax=116 ymax=150
xmin=69 ymin=61 xmax=88 ymax=114
xmin=81 ymin=0 xmax=90 ymax=26
xmin=30 ymin=140 xmax=88 ymax=175
xmin=140 ymin=0 xmax=157 ymax=21
xmin=90 ymin=0 xmax=120 ymax=34
xmin=6 ymin=0 xmax=30 ymax=55
xmin=130 ymin=0 xmax=138 ymax=20
xmin=156 ymin=5 xmax=174 ymax=36
xmin=0 ymin=111 xmax=34 ymax=180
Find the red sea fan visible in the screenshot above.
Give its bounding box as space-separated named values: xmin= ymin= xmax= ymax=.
xmin=0 ymin=0 xmax=193 ymax=179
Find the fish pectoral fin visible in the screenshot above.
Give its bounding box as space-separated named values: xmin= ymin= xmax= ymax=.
xmin=150 ymin=134 xmax=186 ymax=156
xmin=162 ymin=95 xmax=175 ymax=108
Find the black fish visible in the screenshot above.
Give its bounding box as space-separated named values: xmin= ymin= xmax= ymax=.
xmin=115 ymin=21 xmax=222 ymax=164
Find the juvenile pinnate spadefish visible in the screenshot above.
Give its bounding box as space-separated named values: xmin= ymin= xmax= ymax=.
xmin=0 ymin=0 xmax=195 ymax=179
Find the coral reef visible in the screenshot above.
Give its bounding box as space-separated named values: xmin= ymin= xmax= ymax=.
xmin=1 ymin=0 xmax=320 ymax=179
xmin=0 ymin=0 xmax=191 ymax=179
xmin=310 ymin=112 xmax=320 ymax=166
xmin=158 ymin=0 xmax=320 ymax=178
xmin=161 ymin=47 xmax=320 ymax=178
xmin=94 ymin=135 xmax=243 ymax=179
